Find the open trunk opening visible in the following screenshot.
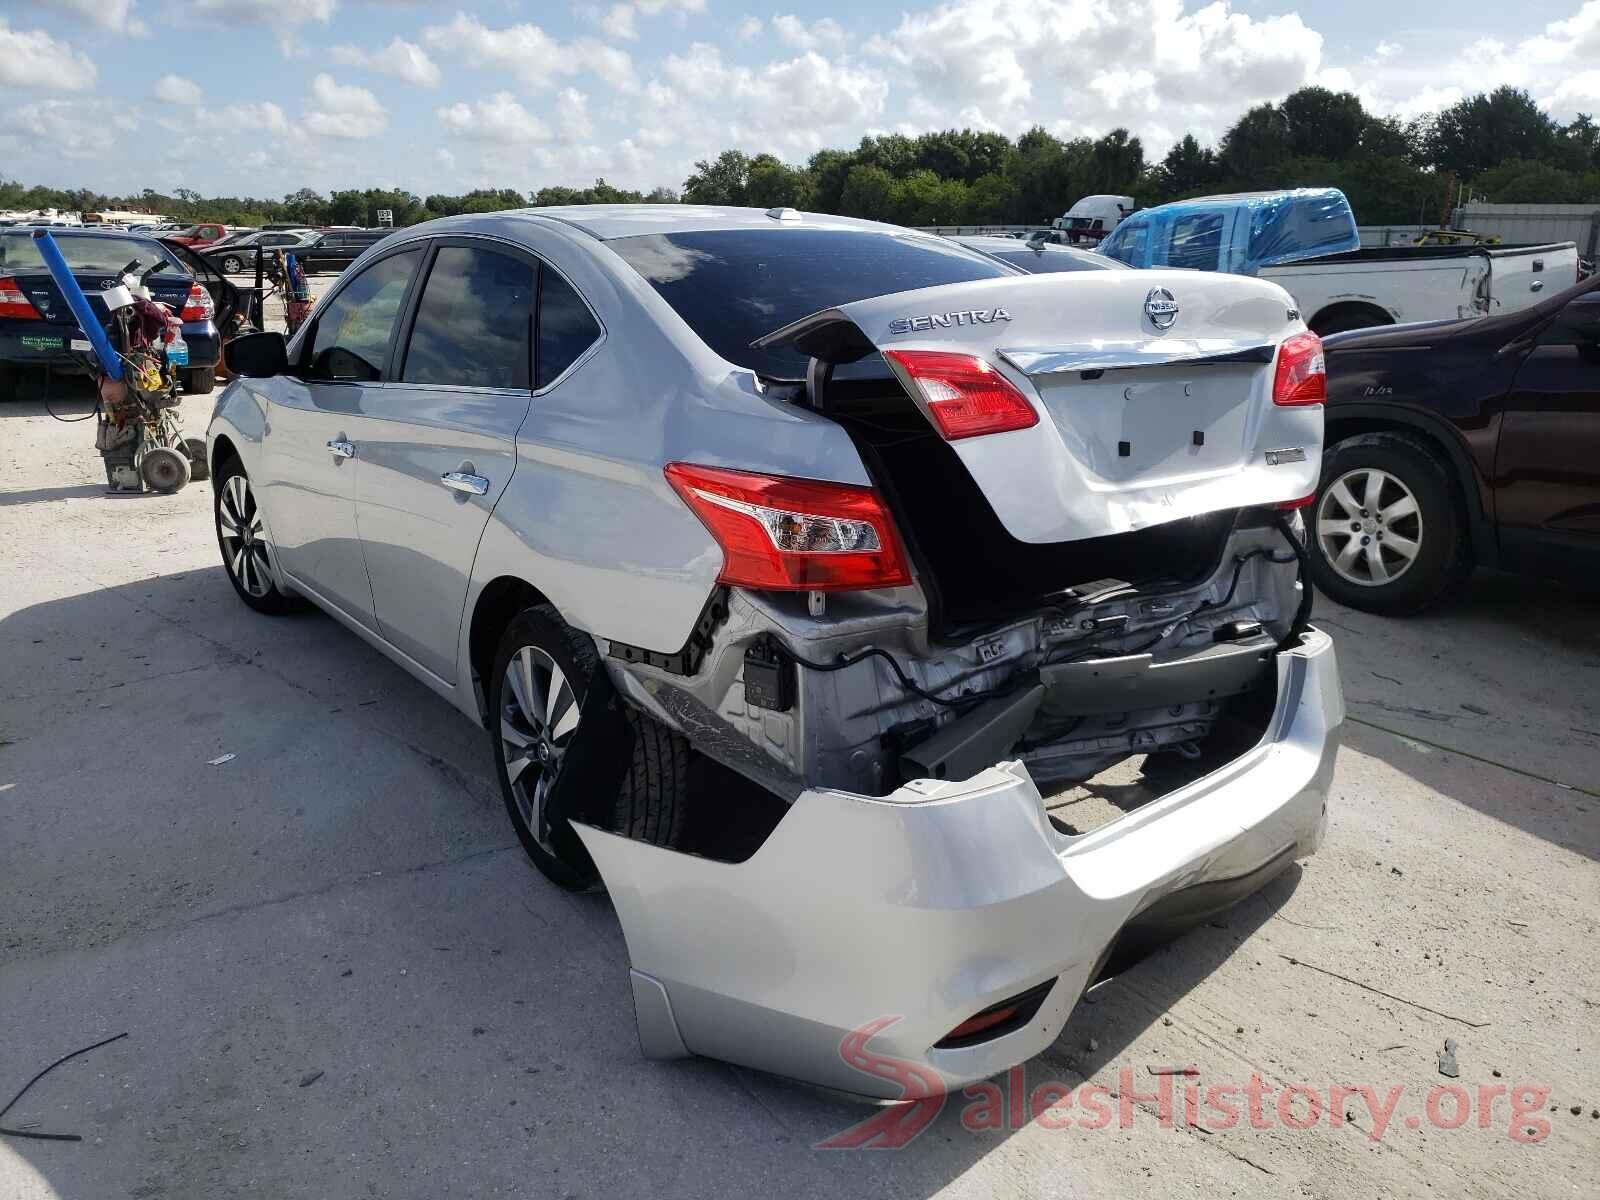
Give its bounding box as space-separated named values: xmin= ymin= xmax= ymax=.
xmin=817 ymin=367 xmax=1240 ymax=640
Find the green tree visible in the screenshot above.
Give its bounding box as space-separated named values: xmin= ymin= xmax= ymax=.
xmin=745 ymin=154 xmax=814 ymax=208
xmin=1281 ymin=87 xmax=1367 ymax=160
xmin=1220 ymin=104 xmax=1293 ymax=178
xmin=1152 ymin=133 xmax=1222 ymax=198
xmin=682 ymin=150 xmax=751 ymax=205
xmin=838 ymin=164 xmax=898 ymax=220
xmin=1425 ymin=86 xmax=1559 ymax=178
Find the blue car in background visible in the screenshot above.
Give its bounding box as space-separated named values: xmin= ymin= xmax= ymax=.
xmin=0 ymin=228 xmax=223 ymax=399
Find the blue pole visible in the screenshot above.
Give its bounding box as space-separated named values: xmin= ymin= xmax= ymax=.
xmin=31 ymin=229 xmax=123 ymax=381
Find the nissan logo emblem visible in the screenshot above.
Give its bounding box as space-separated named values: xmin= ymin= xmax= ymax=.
xmin=1144 ymin=287 xmax=1179 ymax=332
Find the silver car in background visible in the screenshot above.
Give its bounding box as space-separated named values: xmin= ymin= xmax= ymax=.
xmin=209 ymin=205 xmax=1342 ymax=1098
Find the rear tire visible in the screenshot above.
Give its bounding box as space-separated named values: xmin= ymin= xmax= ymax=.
xmin=1310 ymin=308 xmax=1391 ymax=336
xmin=1309 ymin=431 xmax=1471 ymax=614
xmin=220 ymin=255 xmax=244 ymax=274
xmin=182 ymin=366 xmax=216 ymax=394
xmin=490 ymin=604 xmax=689 ymax=890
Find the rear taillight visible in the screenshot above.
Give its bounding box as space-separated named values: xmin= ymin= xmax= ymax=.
xmin=180 ymin=283 xmax=214 ymax=321
xmin=883 ymin=349 xmax=1039 ymax=440
xmin=0 ymin=276 xmax=39 ymax=320
xmin=664 ymin=463 xmax=912 ymax=592
xmin=1272 ymin=332 xmax=1325 ymax=406
xmin=1276 ymin=493 xmax=1316 ymax=510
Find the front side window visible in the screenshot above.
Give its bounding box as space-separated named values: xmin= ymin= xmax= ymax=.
xmin=1098 ymin=219 xmax=1148 ymax=266
xmin=1165 ymin=214 xmax=1223 ymax=271
xmin=536 ymin=268 xmax=601 ymax=388
xmin=402 ymin=246 xmax=535 ymax=389
xmin=307 ymin=248 xmax=421 ymax=382
xmin=606 ymin=228 xmax=1009 ymax=379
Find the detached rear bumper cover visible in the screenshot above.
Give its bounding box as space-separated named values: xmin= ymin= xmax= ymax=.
xmin=576 ymin=628 xmax=1341 ymax=1098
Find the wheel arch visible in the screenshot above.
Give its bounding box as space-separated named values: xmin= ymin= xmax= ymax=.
xmin=1322 ymin=405 xmax=1496 ymax=568
xmin=467 ymin=575 xmax=555 ymax=726
xmin=1309 ymin=301 xmax=1394 ymax=336
xmin=210 ymin=432 xmax=240 ymax=478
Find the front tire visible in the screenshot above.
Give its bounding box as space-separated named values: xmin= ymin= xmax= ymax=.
xmin=1309 ymin=431 xmax=1471 ymax=614
xmin=214 ymin=459 xmax=295 ymax=614
xmin=220 ymin=255 xmax=243 ymax=274
xmin=490 ymin=605 xmax=689 ymax=891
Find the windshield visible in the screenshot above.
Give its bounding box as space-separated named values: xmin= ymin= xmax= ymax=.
xmin=0 ymin=232 xmax=183 ymax=275
xmin=606 ymin=228 xmax=1014 ymax=378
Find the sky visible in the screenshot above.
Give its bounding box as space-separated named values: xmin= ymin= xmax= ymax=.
xmin=2 ymin=0 xmax=1599 ymax=201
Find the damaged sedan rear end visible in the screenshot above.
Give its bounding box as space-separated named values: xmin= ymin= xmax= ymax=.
xmin=208 ymin=205 xmax=1342 ymax=1100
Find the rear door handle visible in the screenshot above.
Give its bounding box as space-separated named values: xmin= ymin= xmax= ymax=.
xmin=327 ymin=439 xmax=355 ymax=460
xmin=1530 ymin=280 xmax=1544 ymax=293
xmin=441 ymin=471 xmax=489 ymax=496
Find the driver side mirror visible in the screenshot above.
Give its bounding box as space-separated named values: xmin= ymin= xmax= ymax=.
xmin=225 ymin=330 xmax=288 ymax=377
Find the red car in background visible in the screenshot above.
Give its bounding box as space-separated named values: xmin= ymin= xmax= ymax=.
xmin=166 ymin=223 xmax=230 ymax=248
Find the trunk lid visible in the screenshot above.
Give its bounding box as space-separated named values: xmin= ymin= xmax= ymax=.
xmin=12 ymin=272 xmax=192 ymax=324
xmin=754 ymin=270 xmax=1321 ymax=544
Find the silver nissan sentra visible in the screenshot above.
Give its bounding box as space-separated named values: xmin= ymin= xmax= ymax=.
xmin=209 ymin=204 xmax=1342 ymax=1098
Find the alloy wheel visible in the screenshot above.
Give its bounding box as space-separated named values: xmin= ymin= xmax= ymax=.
xmin=1316 ymin=467 xmax=1423 ymax=587
xmin=218 ymin=473 xmax=273 ymax=597
xmin=499 ymin=645 xmax=582 ymax=855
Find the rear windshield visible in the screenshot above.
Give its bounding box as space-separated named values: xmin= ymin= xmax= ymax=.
xmin=992 ymin=249 xmax=1127 ymax=273
xmin=0 ymin=232 xmax=183 ymax=275
xmin=607 ymin=228 xmax=1013 ymax=379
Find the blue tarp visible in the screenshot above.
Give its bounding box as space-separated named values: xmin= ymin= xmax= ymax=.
xmin=1096 ymin=188 xmax=1360 ymax=275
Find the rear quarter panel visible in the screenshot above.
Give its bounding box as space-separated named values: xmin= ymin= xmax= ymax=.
xmin=1262 ymin=256 xmax=1485 ymax=326
xmin=456 ymin=218 xmax=876 ymax=672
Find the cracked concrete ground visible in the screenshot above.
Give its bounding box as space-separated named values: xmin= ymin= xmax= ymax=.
xmin=3 ymin=386 xmax=1598 ymax=1199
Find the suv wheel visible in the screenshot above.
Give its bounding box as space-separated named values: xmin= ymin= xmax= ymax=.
xmin=220 ymin=254 xmax=243 ymax=274
xmin=490 ymin=604 xmax=688 ymax=891
xmin=1310 ymin=431 xmax=1470 ymax=614
xmin=214 ymin=460 xmax=296 ymax=614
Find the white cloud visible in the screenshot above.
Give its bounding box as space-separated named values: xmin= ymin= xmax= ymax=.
xmin=183 ymin=0 xmax=335 ymax=27
xmin=182 ymin=100 xmax=292 ymax=134
xmin=329 ymin=37 xmax=442 ymax=88
xmin=0 ymin=20 xmax=98 ymax=91
xmin=870 ymin=0 xmax=1324 ymax=144
xmin=557 ymin=88 xmax=594 ymax=139
xmin=0 ymin=99 xmax=133 ymax=160
xmin=303 ymin=73 xmax=388 ymax=139
xmin=436 ymin=91 xmax=552 ymax=142
xmin=597 ymin=0 xmax=706 ymax=40
xmin=1375 ymin=40 xmax=1402 ymax=60
xmin=35 ymin=0 xmax=147 ymax=35
xmin=736 ymin=16 xmax=762 ymax=40
xmin=153 ymin=74 xmax=204 ymax=105
xmin=425 ymin=12 xmax=639 ymax=93
xmin=773 ymin=15 xmax=845 ymax=51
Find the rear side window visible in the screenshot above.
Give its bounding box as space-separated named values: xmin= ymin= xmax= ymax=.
xmin=1165 ymin=214 xmax=1223 ymax=270
xmin=607 ymin=229 xmax=1008 ymax=379
xmin=307 ymin=248 xmax=421 ymax=381
xmin=402 ymin=246 xmax=535 ymax=389
xmin=536 ymin=268 xmax=600 ymax=388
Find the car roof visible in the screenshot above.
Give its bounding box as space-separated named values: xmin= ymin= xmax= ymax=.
xmin=950 ymin=235 xmax=1126 ymax=268
xmin=507 ymin=204 xmax=905 ymax=241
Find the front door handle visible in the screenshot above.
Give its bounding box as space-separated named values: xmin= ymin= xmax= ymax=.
xmin=327 ymin=439 xmax=355 ymax=460
xmin=1530 ymin=280 xmax=1544 ymax=292
xmin=441 ymin=471 xmax=489 ymax=496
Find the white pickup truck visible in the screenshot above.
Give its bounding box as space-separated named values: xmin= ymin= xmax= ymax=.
xmin=1097 ymin=189 xmax=1579 ymax=334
